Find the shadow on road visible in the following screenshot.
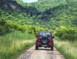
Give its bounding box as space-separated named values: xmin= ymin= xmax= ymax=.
xmin=36 ymin=47 xmax=56 ymax=51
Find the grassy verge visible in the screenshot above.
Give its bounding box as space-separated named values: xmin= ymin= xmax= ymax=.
xmin=0 ymin=31 xmax=35 ymax=59
xmin=2 ymin=31 xmax=35 ymax=40
xmin=54 ymin=39 xmax=77 ymax=59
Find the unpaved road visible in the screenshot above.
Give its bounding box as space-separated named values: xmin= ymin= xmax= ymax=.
xmin=18 ymin=46 xmax=65 ymax=59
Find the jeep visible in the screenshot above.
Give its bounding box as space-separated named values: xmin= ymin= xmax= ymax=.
xmin=35 ymin=31 xmax=54 ymax=50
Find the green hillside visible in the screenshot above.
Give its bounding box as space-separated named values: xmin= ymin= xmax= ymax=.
xmin=1 ymin=0 xmax=77 ymax=33
xmin=16 ymin=0 xmax=77 ymax=29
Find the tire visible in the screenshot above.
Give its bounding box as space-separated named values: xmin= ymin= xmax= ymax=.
xmin=35 ymin=45 xmax=38 ymax=50
xmin=51 ymin=46 xmax=53 ymax=50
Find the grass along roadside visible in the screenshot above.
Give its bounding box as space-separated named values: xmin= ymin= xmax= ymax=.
xmin=0 ymin=39 xmax=34 ymax=59
xmin=0 ymin=31 xmax=35 ymax=59
xmin=54 ymin=39 xmax=77 ymax=59
xmin=2 ymin=31 xmax=35 ymax=40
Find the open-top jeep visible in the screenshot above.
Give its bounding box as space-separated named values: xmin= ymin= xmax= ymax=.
xmin=35 ymin=31 xmax=54 ymax=50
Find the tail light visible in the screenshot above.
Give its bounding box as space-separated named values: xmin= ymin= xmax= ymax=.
xmin=48 ymin=38 xmax=53 ymax=42
xmin=37 ymin=39 xmax=41 ymax=42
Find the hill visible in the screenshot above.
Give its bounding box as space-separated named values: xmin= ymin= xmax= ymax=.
xmin=0 ymin=0 xmax=77 ymax=34
xmin=0 ymin=0 xmax=47 ymax=35
xmin=26 ymin=0 xmax=77 ymax=28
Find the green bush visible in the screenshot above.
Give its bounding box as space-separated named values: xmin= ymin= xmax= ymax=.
xmin=54 ymin=26 xmax=77 ymax=41
xmin=4 ymin=20 xmax=48 ymax=35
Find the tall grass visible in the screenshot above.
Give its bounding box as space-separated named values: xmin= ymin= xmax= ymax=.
xmin=54 ymin=39 xmax=77 ymax=59
xmin=2 ymin=31 xmax=35 ymax=40
xmin=0 ymin=31 xmax=35 ymax=59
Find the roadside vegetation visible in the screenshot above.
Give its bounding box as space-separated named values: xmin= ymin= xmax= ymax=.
xmin=0 ymin=31 xmax=35 ymax=59
xmin=55 ymin=40 xmax=77 ymax=59
xmin=54 ymin=26 xmax=77 ymax=59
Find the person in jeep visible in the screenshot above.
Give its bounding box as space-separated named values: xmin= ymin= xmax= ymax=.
xmin=35 ymin=31 xmax=54 ymax=50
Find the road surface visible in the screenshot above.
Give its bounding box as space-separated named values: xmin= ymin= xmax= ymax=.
xmin=18 ymin=46 xmax=65 ymax=59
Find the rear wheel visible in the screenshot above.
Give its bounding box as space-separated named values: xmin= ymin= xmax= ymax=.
xmin=35 ymin=45 xmax=38 ymax=50
xmin=51 ymin=46 xmax=53 ymax=50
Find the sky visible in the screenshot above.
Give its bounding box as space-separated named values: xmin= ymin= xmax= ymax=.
xmin=22 ymin=0 xmax=38 ymax=3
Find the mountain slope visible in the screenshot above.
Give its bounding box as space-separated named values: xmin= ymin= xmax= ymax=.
xmin=0 ymin=0 xmax=77 ymax=35
xmin=49 ymin=2 xmax=77 ymax=27
xmin=28 ymin=0 xmax=77 ymax=28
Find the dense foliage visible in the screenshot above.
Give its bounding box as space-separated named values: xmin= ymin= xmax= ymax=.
xmin=0 ymin=0 xmax=77 ymax=39
xmin=54 ymin=26 xmax=77 ymax=41
xmin=16 ymin=0 xmax=77 ymax=29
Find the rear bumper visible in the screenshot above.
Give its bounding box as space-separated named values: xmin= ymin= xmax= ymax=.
xmin=36 ymin=42 xmax=53 ymax=47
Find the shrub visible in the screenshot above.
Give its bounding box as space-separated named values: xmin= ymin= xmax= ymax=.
xmin=54 ymin=26 xmax=77 ymax=41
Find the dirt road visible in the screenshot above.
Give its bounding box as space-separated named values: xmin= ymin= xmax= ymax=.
xmin=18 ymin=46 xmax=65 ymax=59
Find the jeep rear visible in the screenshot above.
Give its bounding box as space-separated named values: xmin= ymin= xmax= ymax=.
xmin=35 ymin=31 xmax=54 ymax=50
